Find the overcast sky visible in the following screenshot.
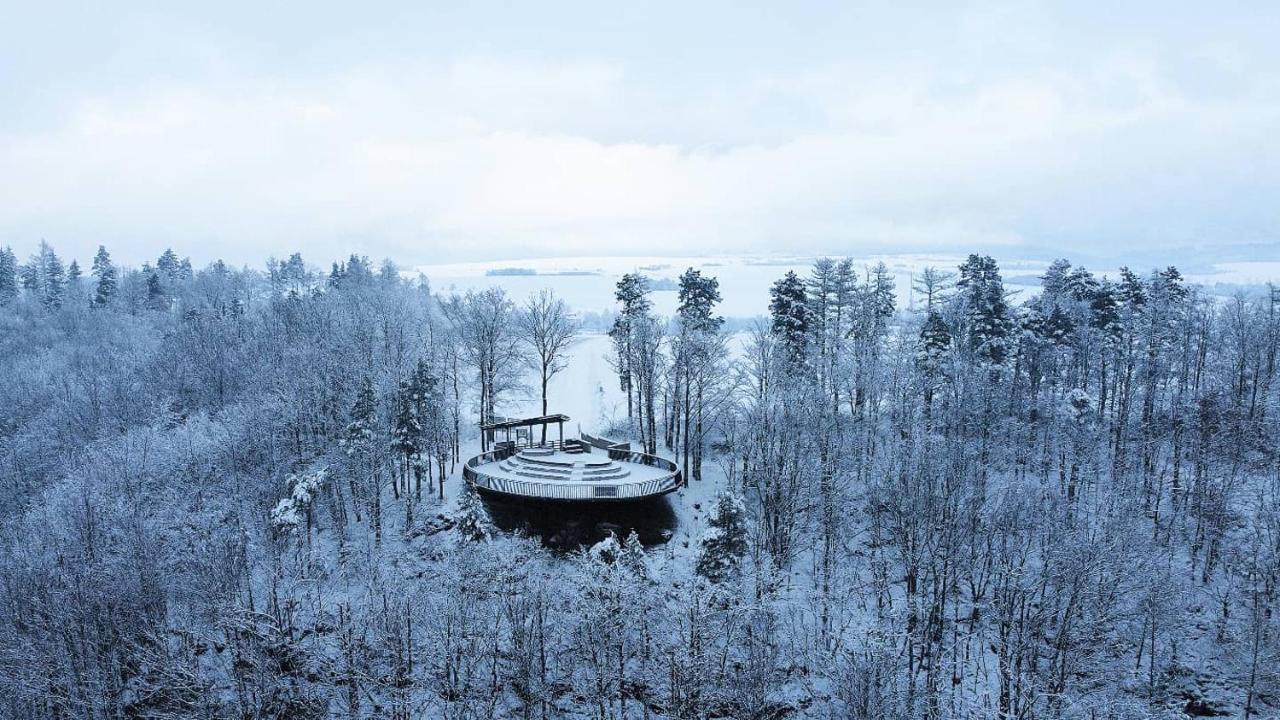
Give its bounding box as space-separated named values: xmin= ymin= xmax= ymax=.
xmin=1 ymin=1 xmax=1277 ymax=267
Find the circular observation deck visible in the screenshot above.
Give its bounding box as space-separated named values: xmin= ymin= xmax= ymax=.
xmin=464 ymin=441 xmax=682 ymax=503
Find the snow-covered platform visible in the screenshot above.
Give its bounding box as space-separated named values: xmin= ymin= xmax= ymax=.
xmin=464 ymin=442 xmax=682 ymax=502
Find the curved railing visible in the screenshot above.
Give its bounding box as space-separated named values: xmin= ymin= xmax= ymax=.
xmin=605 ymin=448 xmax=683 ymax=485
xmin=462 ymin=444 xmax=517 ymax=484
xmin=464 ymin=437 xmax=682 ymax=501
xmin=580 ymin=432 xmax=681 ymax=483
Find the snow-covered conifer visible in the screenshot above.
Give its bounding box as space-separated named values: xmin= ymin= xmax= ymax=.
xmin=957 ymin=253 xmax=1012 ymax=364
xmin=144 ymin=272 xmax=168 ymax=311
xmin=769 ymin=270 xmax=810 ymax=367
xmin=454 ymin=485 xmax=493 ymax=542
xmin=696 ymin=490 xmax=748 ymax=584
xmin=0 ymin=246 xmax=16 ymax=305
xmin=619 ymin=530 xmax=651 ymax=582
xmin=90 ymin=245 xmax=117 ymax=307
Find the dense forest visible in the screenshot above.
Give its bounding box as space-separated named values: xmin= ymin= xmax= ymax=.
xmin=0 ymin=242 xmax=1277 ymax=719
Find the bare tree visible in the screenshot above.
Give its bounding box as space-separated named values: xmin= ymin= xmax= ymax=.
xmin=516 ymin=289 xmax=580 ymax=441
xmin=442 ymin=287 xmax=521 ymax=448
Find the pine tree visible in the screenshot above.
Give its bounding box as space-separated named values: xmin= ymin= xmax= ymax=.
xmin=33 ymin=241 xmax=65 ymax=309
xmin=1064 ymin=265 xmax=1100 ymax=303
xmin=835 ymin=258 xmax=859 ymax=326
xmin=18 ymin=260 xmax=38 ymax=292
xmin=917 ymin=307 xmax=954 ymax=426
xmin=1041 ymin=305 xmax=1075 ymax=346
xmin=145 ymin=272 xmax=168 ymax=311
xmin=769 ymin=270 xmax=811 ymax=367
xmin=917 ymin=311 xmax=953 ymax=378
xmin=343 ymin=254 xmax=373 ymax=286
xmin=91 ymin=245 xmax=118 ymax=307
xmin=454 ymin=485 xmax=493 ymax=542
xmin=327 ymin=261 xmax=346 ymax=289
xmin=957 ymin=254 xmax=1012 ymax=365
xmin=609 ymin=272 xmax=654 ymax=425
xmin=378 ymin=259 xmax=399 ymax=283
xmin=615 ymin=272 xmax=653 ymax=317
xmin=343 ymin=376 xmax=382 ymax=541
xmin=1155 ymin=266 xmax=1189 ymax=306
xmin=407 ymin=359 xmax=448 ymax=499
xmin=1032 ymin=259 xmax=1097 ymax=348
xmin=806 ymin=257 xmax=838 ymax=345
xmin=0 ymin=246 xmax=16 ymax=305
xmin=391 ymin=378 xmax=422 ymax=496
xmin=1090 ymin=280 xmax=1122 ymax=342
xmin=619 ymin=530 xmax=651 ymax=583
xmin=676 ymin=268 xmax=723 ymax=333
xmin=1040 ymin=258 xmax=1073 ymax=300
xmin=396 ymin=379 xmax=423 ymax=450
xmin=676 ymin=268 xmax=724 ymax=481
xmin=1118 ymin=266 xmax=1146 ymax=309
xmin=345 ymin=377 xmax=377 ymax=449
xmin=156 ymin=249 xmax=182 ymax=281
xmin=696 ymin=491 xmax=748 ymax=584
xmin=280 ymin=252 xmax=308 ymax=294
xmin=867 ymin=262 xmax=896 ymax=329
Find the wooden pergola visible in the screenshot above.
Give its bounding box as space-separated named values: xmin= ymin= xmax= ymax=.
xmin=479 ymin=414 xmax=570 ymax=452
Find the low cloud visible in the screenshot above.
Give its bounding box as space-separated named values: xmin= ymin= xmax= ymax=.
xmin=2 ymin=32 xmax=1277 ymax=267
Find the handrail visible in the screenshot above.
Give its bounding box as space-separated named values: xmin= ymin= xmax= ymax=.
xmin=464 ymin=433 xmax=684 ymax=500
xmin=462 ymin=444 xmax=517 ymax=485
xmin=605 ymin=448 xmax=683 ymax=486
xmin=578 ymin=432 xmax=681 ymax=485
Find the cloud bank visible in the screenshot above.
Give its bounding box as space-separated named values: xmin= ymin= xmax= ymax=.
xmin=1 ymin=2 xmax=1277 ymax=266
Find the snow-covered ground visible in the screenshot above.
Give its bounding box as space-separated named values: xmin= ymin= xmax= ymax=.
xmin=498 ymin=331 xmax=748 ymax=436
xmin=499 ymin=333 xmax=624 ymax=433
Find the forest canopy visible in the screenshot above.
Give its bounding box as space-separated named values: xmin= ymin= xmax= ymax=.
xmin=0 ymin=244 xmax=1277 ymax=719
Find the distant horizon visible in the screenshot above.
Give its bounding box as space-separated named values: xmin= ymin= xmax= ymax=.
xmin=7 ymin=240 xmax=1280 ymax=277
xmin=10 ymin=240 xmax=1280 ymax=320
